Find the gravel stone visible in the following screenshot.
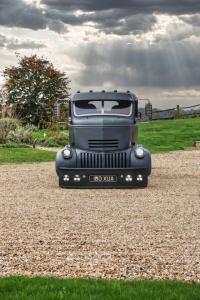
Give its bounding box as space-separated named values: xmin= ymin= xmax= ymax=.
xmin=0 ymin=150 xmax=199 ymax=281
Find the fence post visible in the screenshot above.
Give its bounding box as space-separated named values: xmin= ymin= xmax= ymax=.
xmin=145 ymin=103 xmax=153 ymax=120
xmin=176 ymin=105 xmax=180 ymax=118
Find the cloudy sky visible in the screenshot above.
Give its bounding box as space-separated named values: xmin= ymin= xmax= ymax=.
xmin=1 ymin=0 xmax=200 ymax=107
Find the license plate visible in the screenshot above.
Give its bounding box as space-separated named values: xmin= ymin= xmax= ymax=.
xmin=89 ymin=175 xmax=117 ymax=183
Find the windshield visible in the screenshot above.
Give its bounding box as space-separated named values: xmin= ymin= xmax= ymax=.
xmin=74 ymin=100 xmax=132 ymax=116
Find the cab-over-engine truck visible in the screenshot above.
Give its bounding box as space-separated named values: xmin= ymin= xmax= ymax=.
xmin=56 ymin=91 xmax=151 ymax=188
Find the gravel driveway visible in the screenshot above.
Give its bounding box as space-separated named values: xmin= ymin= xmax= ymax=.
xmin=0 ymin=150 xmax=200 ymax=281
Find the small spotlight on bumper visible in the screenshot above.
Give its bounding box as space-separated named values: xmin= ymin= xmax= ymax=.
xmin=125 ymin=174 xmax=133 ymax=182
xmin=63 ymin=174 xmax=70 ymax=182
xmin=137 ymin=174 xmax=143 ymax=182
xmin=74 ymin=175 xmax=81 ymax=182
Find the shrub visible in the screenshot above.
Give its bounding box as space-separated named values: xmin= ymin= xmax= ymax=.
xmin=0 ymin=118 xmax=19 ymax=143
xmin=38 ymin=131 xmax=68 ymax=147
xmin=42 ymin=137 xmax=62 ymax=147
xmin=7 ymin=126 xmax=33 ymax=145
xmin=24 ymin=124 xmax=38 ymax=132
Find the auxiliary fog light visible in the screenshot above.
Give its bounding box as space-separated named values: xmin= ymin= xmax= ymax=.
xmin=63 ymin=174 xmax=70 ymax=182
xmin=137 ymin=174 xmax=143 ymax=182
xmin=74 ymin=175 xmax=81 ymax=182
xmin=125 ymin=174 xmax=133 ymax=182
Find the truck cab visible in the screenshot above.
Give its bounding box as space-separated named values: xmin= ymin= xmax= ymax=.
xmin=56 ymin=91 xmax=151 ymax=188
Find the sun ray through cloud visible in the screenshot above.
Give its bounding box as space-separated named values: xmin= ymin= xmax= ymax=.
xmin=0 ymin=1 xmax=200 ymax=107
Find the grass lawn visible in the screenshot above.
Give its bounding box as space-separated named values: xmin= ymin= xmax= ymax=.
xmin=138 ymin=117 xmax=200 ymax=153
xmin=0 ymin=146 xmax=56 ymax=164
xmin=32 ymin=117 xmax=200 ymax=154
xmin=0 ymin=277 xmax=199 ymax=300
xmin=0 ymin=117 xmax=199 ymax=164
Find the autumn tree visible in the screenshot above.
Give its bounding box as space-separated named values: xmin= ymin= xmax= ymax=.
xmin=3 ymin=55 xmax=70 ymax=128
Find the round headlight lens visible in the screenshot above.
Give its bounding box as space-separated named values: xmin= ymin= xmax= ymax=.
xmin=63 ymin=148 xmax=72 ymax=159
xmin=135 ymin=147 xmax=144 ymax=158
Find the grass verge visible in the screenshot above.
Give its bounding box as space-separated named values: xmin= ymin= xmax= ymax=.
xmin=33 ymin=117 xmax=200 ymax=153
xmin=0 ymin=117 xmax=199 ymax=164
xmin=0 ymin=277 xmax=199 ymax=300
xmin=138 ymin=117 xmax=200 ymax=153
xmin=0 ymin=146 xmax=55 ymax=164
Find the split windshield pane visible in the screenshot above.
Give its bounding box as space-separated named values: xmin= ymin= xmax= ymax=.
xmin=104 ymin=100 xmax=132 ymax=116
xmin=74 ymin=100 xmax=132 ymax=116
xmin=74 ymin=100 xmax=102 ymax=116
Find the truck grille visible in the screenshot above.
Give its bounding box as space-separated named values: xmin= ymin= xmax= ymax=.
xmin=88 ymin=139 xmax=119 ymax=150
xmin=80 ymin=152 xmax=128 ymax=168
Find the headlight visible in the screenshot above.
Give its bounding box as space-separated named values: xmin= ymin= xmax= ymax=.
xmin=135 ymin=146 xmax=144 ymax=159
xmin=63 ymin=148 xmax=72 ymax=159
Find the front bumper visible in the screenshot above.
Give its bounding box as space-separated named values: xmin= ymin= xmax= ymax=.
xmin=58 ymin=168 xmax=148 ymax=189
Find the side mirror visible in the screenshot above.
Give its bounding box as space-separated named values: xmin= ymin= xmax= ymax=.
xmin=135 ymin=99 xmax=139 ymax=117
xmin=137 ymin=112 xmax=142 ymax=120
xmin=68 ymin=102 xmax=72 ymax=124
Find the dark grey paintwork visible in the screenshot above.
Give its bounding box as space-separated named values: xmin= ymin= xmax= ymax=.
xmin=56 ymin=91 xmax=151 ymax=188
xmin=72 ymin=91 xmax=136 ymax=101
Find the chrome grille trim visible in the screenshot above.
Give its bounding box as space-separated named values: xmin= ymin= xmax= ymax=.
xmin=80 ymin=152 xmax=128 ymax=168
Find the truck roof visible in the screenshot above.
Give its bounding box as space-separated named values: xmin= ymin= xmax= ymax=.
xmin=71 ymin=91 xmax=137 ymax=102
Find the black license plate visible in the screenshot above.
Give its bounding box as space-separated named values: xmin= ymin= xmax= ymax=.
xmin=89 ymin=175 xmax=118 ymax=183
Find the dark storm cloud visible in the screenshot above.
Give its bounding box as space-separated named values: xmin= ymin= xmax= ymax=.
xmin=71 ymin=40 xmax=200 ymax=88
xmin=41 ymin=0 xmax=200 ymax=35
xmin=42 ymin=0 xmax=200 ymax=15
xmin=97 ymin=14 xmax=157 ymax=35
xmin=45 ymin=7 xmax=156 ymax=35
xmin=0 ymin=0 xmax=46 ymax=30
xmin=0 ymin=0 xmax=68 ymax=33
xmin=1 ymin=0 xmax=200 ymax=36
